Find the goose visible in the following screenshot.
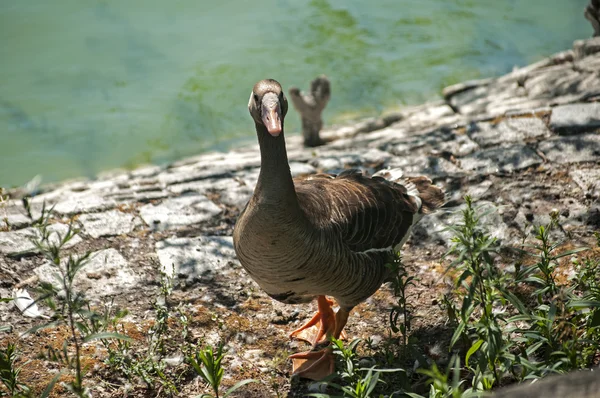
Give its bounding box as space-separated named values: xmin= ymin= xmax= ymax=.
xmin=233 ymin=79 xmax=445 ymax=380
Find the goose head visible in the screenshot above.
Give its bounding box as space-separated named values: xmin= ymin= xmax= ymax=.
xmin=249 ymin=79 xmax=288 ymax=137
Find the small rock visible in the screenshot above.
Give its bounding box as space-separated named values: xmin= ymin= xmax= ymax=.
xmin=34 ymin=248 xmax=137 ymax=298
xmin=570 ymin=168 xmax=600 ymax=199
xmin=358 ymin=357 xmax=376 ymax=368
xmin=307 ymin=382 xmax=328 ymax=393
xmin=368 ymin=334 xmax=384 ymax=348
xmin=242 ymin=349 xmax=265 ymax=363
xmin=0 ymin=224 xmax=82 ymax=257
xmin=467 ymin=117 xmax=551 ymax=147
xmin=289 ymin=162 xmax=316 ymax=177
xmin=155 ymin=236 xmax=236 ymax=281
xmin=549 ymin=103 xmax=600 ymax=134
xmin=538 ymin=133 xmax=600 ymax=164
xmin=79 ymin=210 xmax=142 ymax=238
xmin=162 ymin=355 xmax=183 ymax=367
xmin=458 ymin=145 xmax=542 ymax=174
xmin=139 ymin=194 xmax=222 ymax=231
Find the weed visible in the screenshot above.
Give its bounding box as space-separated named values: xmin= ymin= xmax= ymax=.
xmin=0 ymin=342 xmax=31 ymax=397
xmin=308 ymin=338 xmax=404 ymax=398
xmin=413 ymin=196 xmax=600 ymax=396
xmin=188 ymin=342 xmax=256 ymax=398
xmin=102 ymin=269 xmax=185 ymax=395
xmin=22 ymin=202 xmax=131 ymax=397
xmin=386 ymin=252 xmax=417 ymax=348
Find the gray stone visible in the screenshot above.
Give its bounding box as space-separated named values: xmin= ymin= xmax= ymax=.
xmin=108 ymin=189 xmax=169 ymax=203
xmin=493 ymin=368 xmax=600 ymax=398
xmin=570 ymin=168 xmax=600 ymax=199
xmin=218 ymin=185 xmax=254 ymax=209
xmin=538 ymin=133 xmax=600 ymax=163
xmin=442 ymin=78 xmax=493 ymax=99
xmin=573 ymin=37 xmax=600 ymax=59
xmin=549 ymin=103 xmax=600 ymax=134
xmin=158 ymin=166 xmax=232 ymax=186
xmin=514 ymin=198 xmax=589 ymax=230
xmin=387 ymin=155 xmax=461 ymax=178
xmin=458 ymin=145 xmax=542 ymax=174
xmin=30 ymin=191 xmax=116 ymax=216
xmin=289 ymin=162 xmax=316 ymax=177
xmin=167 ymin=178 xmax=240 ymax=195
xmin=311 ymin=157 xmax=342 ymax=171
xmin=128 ymin=165 xmax=163 ymax=178
xmin=78 ymin=210 xmax=142 ymax=238
xmin=0 ymin=200 xmax=31 ymax=230
xmin=412 ymin=201 xmax=512 ymax=245
xmin=139 ymin=194 xmax=222 ymax=231
xmin=0 ymin=223 xmax=82 ymax=257
xmin=436 ymin=133 xmax=480 ymax=157
xmin=467 ymin=117 xmax=552 ymax=147
xmin=155 ymin=236 xmax=237 ymax=282
xmin=34 ymin=248 xmax=137 ymax=298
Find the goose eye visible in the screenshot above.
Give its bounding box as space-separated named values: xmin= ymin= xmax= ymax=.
xmin=253 ymin=94 xmax=259 ymax=103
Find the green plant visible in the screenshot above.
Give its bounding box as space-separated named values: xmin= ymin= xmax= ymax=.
xmin=24 ymin=202 xmax=131 ymax=397
xmin=507 ymin=214 xmax=596 ymax=375
xmin=423 ymin=196 xmax=599 ymax=396
xmin=386 ymin=252 xmax=417 ymax=347
xmin=445 ymin=196 xmax=512 ymax=388
xmin=0 ymin=342 xmax=31 ymax=397
xmin=188 ymin=342 xmax=256 ymax=398
xmin=308 ymin=338 xmax=404 ymax=398
xmin=102 ymin=268 xmax=185 ymax=395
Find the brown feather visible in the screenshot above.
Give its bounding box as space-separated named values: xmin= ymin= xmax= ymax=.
xmin=294 ymin=169 xmax=421 ymax=252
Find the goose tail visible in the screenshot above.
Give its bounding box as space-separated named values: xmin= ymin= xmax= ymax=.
xmin=373 ymin=168 xmax=445 ymax=214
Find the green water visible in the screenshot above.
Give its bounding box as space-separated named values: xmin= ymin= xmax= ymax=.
xmin=0 ymin=0 xmax=591 ymax=187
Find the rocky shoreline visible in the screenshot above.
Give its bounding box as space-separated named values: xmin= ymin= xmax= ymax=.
xmin=1 ymin=37 xmax=600 ymax=397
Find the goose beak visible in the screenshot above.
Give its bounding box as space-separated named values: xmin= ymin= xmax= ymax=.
xmin=261 ymin=93 xmax=282 ymax=136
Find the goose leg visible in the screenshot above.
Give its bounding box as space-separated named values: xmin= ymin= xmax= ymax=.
xmin=290 ymin=307 xmax=352 ymax=380
xmin=289 ymin=295 xmax=336 ymax=346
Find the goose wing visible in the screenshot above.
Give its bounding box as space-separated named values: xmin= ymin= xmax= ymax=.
xmin=294 ymin=169 xmax=436 ymax=252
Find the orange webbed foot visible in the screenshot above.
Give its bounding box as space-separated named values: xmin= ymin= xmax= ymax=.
xmin=289 ymin=296 xmax=336 ymax=347
xmin=290 ymin=347 xmax=335 ymax=381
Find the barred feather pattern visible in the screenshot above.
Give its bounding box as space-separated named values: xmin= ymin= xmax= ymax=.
xmin=234 ymin=168 xmax=444 ymax=311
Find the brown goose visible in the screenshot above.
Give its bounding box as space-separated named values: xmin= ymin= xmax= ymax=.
xmin=233 ymin=79 xmax=444 ymax=380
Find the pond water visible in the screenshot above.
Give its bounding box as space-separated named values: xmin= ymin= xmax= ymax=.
xmin=0 ymin=0 xmax=591 ymax=187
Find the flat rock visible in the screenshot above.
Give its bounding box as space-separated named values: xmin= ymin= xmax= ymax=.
xmin=289 ymin=162 xmax=316 ymax=177
xmin=34 ymin=248 xmax=137 ymax=298
xmin=0 ymin=200 xmax=31 ymax=230
xmin=310 ymin=157 xmax=342 ymax=171
xmin=467 ymin=117 xmax=552 ymax=147
xmin=387 ymin=128 xmax=479 ymax=158
xmin=217 ymin=185 xmax=253 ymax=209
xmin=549 ymin=103 xmax=600 ymax=134
xmin=411 ymin=201 xmax=513 ymax=246
xmin=139 ymin=194 xmax=222 ymax=231
xmin=387 ymin=155 xmax=461 ymax=178
xmin=157 ymin=166 xmax=232 ymax=186
xmin=167 ymin=178 xmax=241 ymax=195
xmin=514 ymin=198 xmax=589 ymax=230
xmin=538 ymin=133 xmax=600 ymax=163
xmin=78 ymin=210 xmax=142 ymax=238
xmin=155 ymin=236 xmax=237 ymax=282
xmin=34 ymin=191 xmax=116 ymax=216
xmin=0 ymin=223 xmax=82 ymax=257
xmin=458 ymin=145 xmax=542 ymax=174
